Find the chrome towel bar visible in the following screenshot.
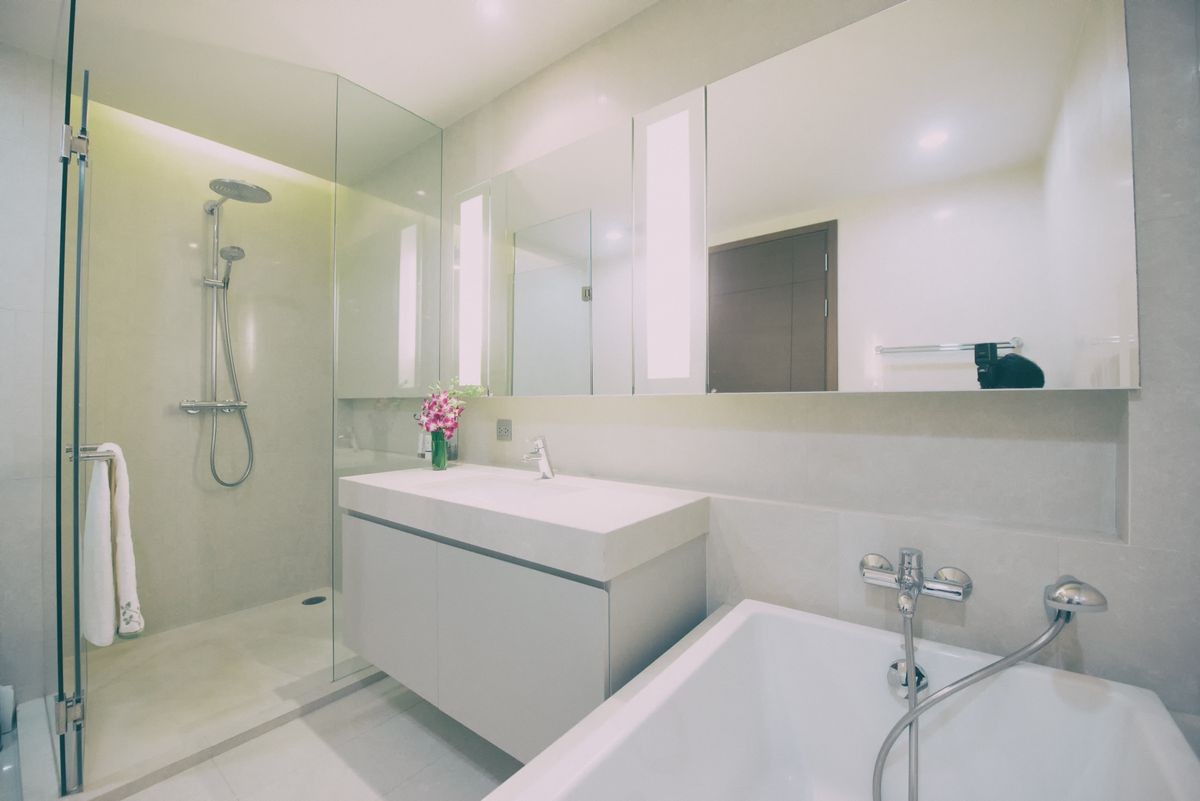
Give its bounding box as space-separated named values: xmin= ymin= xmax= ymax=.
xmin=875 ymin=336 xmax=1022 ymax=355
xmin=65 ymin=444 xmax=116 ymax=462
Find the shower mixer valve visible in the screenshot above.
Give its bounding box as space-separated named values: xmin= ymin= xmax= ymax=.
xmin=859 ymin=548 xmax=973 ymax=618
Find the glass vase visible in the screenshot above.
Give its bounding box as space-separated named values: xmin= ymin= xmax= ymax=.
xmin=431 ymin=430 xmax=448 ymax=470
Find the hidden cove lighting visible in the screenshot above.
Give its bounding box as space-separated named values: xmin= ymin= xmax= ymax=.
xmin=477 ymin=0 xmax=503 ymax=20
xmin=917 ymin=128 xmax=949 ymax=150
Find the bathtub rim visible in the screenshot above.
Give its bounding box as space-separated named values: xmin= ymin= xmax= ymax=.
xmin=483 ymin=599 xmax=1200 ymax=801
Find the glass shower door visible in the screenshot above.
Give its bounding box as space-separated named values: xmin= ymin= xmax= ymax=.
xmin=53 ymin=1 xmax=92 ymax=787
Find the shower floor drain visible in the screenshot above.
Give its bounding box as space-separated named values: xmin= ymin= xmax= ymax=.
xmin=302 ymin=595 xmax=327 ymax=606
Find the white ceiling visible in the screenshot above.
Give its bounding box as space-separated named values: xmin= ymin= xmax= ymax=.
xmin=69 ymin=0 xmax=658 ymax=127
xmin=707 ymin=0 xmax=1093 ymax=243
xmin=0 ymin=0 xmax=656 ymax=178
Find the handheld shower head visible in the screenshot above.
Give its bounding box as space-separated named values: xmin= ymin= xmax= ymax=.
xmin=219 ymin=245 xmax=246 ymax=285
xmin=1045 ymin=575 xmax=1108 ymax=619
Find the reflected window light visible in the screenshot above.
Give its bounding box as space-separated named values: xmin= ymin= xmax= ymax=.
xmin=645 ymin=109 xmax=692 ymax=380
xmin=397 ymin=225 xmax=418 ymax=388
xmin=458 ymin=194 xmax=485 ymax=385
xmin=918 ymin=129 xmax=949 ymax=151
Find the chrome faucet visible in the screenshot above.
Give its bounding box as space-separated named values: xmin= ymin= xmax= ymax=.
xmin=859 ymin=548 xmax=972 ymax=801
xmin=869 ymin=575 xmax=1107 ymax=801
xmin=522 ymin=435 xmax=555 ymax=479
xmin=860 ymin=548 xmax=973 ymax=618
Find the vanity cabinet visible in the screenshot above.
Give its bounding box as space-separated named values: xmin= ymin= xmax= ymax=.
xmin=437 ymin=544 xmax=609 ymax=761
xmin=340 ymin=507 xmax=706 ymax=762
xmin=341 ymin=515 xmax=438 ymax=701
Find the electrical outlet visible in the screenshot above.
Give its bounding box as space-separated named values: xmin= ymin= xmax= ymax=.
xmin=496 ymin=419 xmax=513 ymax=442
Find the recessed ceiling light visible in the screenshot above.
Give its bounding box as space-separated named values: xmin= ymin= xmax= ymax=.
xmin=188 ymin=242 xmax=199 ymax=249
xmin=933 ymin=208 xmax=954 ymax=222
xmin=477 ymin=0 xmax=503 ymax=19
xmin=918 ymin=129 xmax=949 ymax=151
xmin=416 ymin=189 xmax=427 ymax=197
xmin=605 ymin=229 xmax=624 ymax=241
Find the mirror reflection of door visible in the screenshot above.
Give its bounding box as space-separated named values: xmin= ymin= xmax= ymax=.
xmin=511 ymin=210 xmax=593 ymax=395
xmin=708 ymin=222 xmax=837 ymax=392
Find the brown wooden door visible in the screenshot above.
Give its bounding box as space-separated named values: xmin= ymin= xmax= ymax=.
xmin=708 ymin=222 xmax=836 ymax=392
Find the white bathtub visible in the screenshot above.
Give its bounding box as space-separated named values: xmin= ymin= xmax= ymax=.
xmin=486 ymin=600 xmax=1200 ymax=801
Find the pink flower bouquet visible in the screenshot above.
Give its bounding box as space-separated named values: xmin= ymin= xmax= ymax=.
xmin=418 ymin=390 xmax=465 ymax=440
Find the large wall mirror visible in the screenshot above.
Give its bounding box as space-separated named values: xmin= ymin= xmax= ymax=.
xmin=457 ymin=0 xmax=1138 ymax=396
xmin=707 ymin=0 xmax=1137 ymax=392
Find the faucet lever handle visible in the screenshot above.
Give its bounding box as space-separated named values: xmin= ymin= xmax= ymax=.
xmin=922 ymin=566 xmax=973 ymax=601
xmin=860 ymin=553 xmax=899 ymax=588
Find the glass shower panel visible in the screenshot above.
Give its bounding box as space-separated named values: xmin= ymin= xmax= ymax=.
xmin=54 ymin=7 xmax=90 ymax=787
xmin=58 ymin=24 xmax=341 ymax=790
xmin=332 ymin=77 xmax=442 ymax=680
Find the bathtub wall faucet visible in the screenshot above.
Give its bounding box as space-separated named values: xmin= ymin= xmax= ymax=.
xmin=860 ymin=548 xmax=973 ymax=617
xmin=859 ymin=548 xmax=972 ymax=801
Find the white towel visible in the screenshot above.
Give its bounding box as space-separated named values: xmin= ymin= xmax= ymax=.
xmin=81 ymin=453 xmax=114 ymax=646
xmin=80 ymin=443 xmax=144 ymax=646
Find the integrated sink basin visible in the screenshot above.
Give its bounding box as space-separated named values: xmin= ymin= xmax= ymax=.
xmin=339 ymin=464 xmax=709 ymax=581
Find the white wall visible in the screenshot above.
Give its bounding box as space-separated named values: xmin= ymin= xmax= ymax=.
xmin=81 ymin=102 xmax=333 ymax=630
xmin=0 ymin=42 xmax=55 ymax=704
xmin=434 ymin=0 xmax=1200 ymax=750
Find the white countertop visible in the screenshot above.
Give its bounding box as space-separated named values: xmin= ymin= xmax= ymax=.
xmin=339 ymin=464 xmax=709 ymax=582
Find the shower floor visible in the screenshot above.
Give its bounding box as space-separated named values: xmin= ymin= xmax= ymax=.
xmin=78 ymin=588 xmax=373 ymax=796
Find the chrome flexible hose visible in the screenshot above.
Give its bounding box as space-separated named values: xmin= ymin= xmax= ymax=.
xmin=902 ymin=613 xmax=919 ymax=801
xmin=872 ymin=612 xmax=1070 ymax=801
xmin=209 ymin=285 xmax=253 ymax=487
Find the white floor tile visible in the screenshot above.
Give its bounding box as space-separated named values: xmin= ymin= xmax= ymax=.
xmin=213 ymin=719 xmax=345 ymax=798
xmin=123 ymin=762 xmax=235 ymax=801
xmin=82 ymin=588 xmax=357 ymax=790
xmin=205 ymin=681 xmax=518 ymax=801
xmin=384 ymin=753 xmax=508 ymax=801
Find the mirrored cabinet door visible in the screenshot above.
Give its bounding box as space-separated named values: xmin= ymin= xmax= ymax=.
xmin=706 ymin=0 xmax=1136 ymax=392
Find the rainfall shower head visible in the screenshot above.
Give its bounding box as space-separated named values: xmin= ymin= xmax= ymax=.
xmin=204 ymin=179 xmax=272 ymax=214
xmin=209 ymin=179 xmax=272 ymax=204
xmin=219 ymin=245 xmax=246 ymax=263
